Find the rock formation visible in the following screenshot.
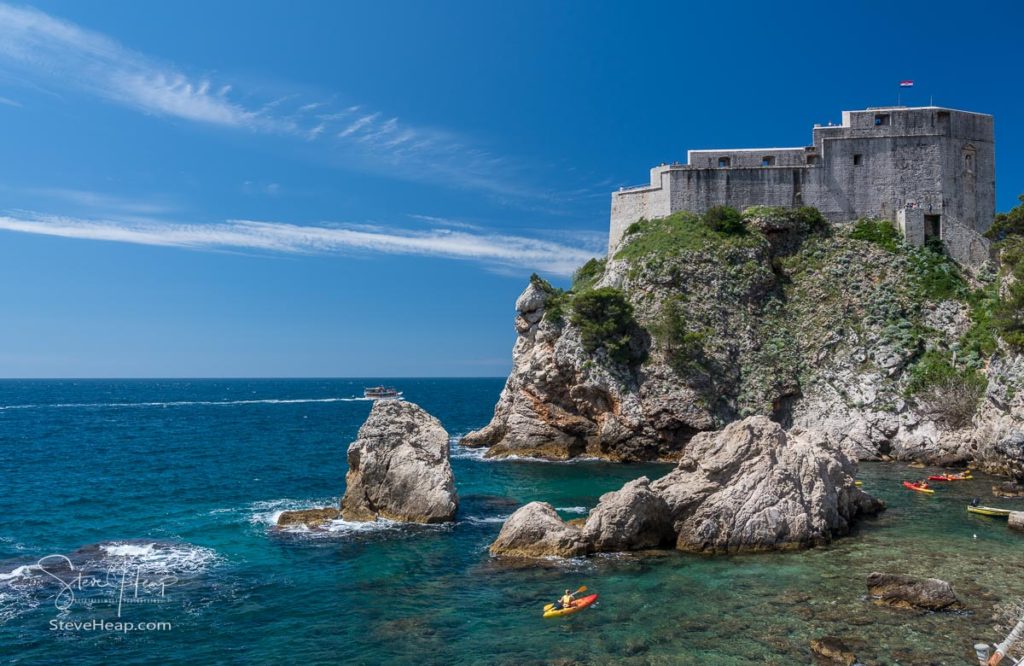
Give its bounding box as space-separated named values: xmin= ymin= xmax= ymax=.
xmin=462 ymin=208 xmax=1024 ymax=480
xmin=277 ymin=400 xmax=457 ymax=529
xmin=341 ymin=400 xmax=458 ymax=523
xmin=490 ymin=416 xmax=882 ymax=558
xmin=489 ymin=502 xmax=587 ymax=558
xmin=581 ymin=477 xmax=674 ymax=552
xmin=866 ymin=572 xmax=964 ymax=611
xmin=651 ymin=417 xmax=883 ymax=553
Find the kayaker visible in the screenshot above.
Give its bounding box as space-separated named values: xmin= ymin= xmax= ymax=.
xmin=557 ymin=589 xmax=575 ymax=610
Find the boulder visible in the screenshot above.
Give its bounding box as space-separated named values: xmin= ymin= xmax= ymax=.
xmin=865 ymin=572 xmax=964 ymax=611
xmin=276 ymin=507 xmax=340 ymax=528
xmin=340 ymin=400 xmax=457 ymax=523
xmin=651 ymin=416 xmax=883 ymax=553
xmin=1010 ymin=511 xmax=1024 ymax=533
xmin=809 ymin=637 xmax=858 ymax=665
xmin=581 ymin=477 xmax=674 ymax=552
xmin=993 ymin=481 xmax=1024 ymax=498
xmin=489 ymin=502 xmax=587 ymax=558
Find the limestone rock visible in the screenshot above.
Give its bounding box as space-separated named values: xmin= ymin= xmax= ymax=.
xmin=651 ymin=416 xmax=883 ymax=553
xmin=489 ymin=502 xmax=587 ymax=558
xmin=581 ymin=477 xmax=673 ymax=552
xmin=865 ymin=572 xmax=964 ymax=611
xmin=276 ymin=507 xmax=340 ymax=529
xmin=340 ymin=400 xmax=457 ymax=523
xmin=1009 ymin=511 xmax=1024 ymax=533
xmin=993 ymin=481 xmax=1024 ymax=498
xmin=809 ymin=637 xmax=858 ymax=665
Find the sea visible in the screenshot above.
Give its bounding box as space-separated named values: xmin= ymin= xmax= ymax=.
xmin=1 ymin=378 xmax=1022 ymax=664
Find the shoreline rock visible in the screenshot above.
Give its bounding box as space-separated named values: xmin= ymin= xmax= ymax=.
xmin=489 ymin=416 xmax=883 ymax=559
xmin=1009 ymin=511 xmax=1024 ymax=533
xmin=489 ymin=502 xmax=587 ymax=558
xmin=653 ymin=417 xmax=883 ymax=554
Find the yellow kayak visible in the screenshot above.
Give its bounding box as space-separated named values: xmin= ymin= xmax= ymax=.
xmin=967 ymin=506 xmax=1012 ymax=517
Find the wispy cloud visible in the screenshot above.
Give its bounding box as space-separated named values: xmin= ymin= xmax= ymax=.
xmin=24 ymin=187 xmax=174 ymax=215
xmin=0 ymin=95 xmax=21 ymax=107
xmin=0 ymin=211 xmax=599 ymax=276
xmin=0 ymin=3 xmax=541 ymax=199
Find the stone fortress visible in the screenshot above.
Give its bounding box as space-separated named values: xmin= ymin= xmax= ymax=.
xmin=609 ymin=106 xmax=995 ymax=265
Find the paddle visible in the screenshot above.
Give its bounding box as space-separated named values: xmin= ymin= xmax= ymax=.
xmin=544 ymin=585 xmax=587 ymax=612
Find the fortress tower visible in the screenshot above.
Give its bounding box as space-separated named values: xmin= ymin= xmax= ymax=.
xmin=609 ymin=106 xmax=995 ymax=265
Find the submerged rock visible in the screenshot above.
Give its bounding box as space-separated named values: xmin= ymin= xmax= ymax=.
xmin=276 ymin=507 xmax=340 ymax=528
xmin=809 ymin=636 xmax=858 ymax=665
xmin=489 ymin=502 xmax=587 ymax=558
xmin=865 ymin=572 xmax=964 ymax=611
xmin=581 ymin=477 xmax=674 ymax=552
xmin=341 ymin=400 xmax=458 ymax=524
xmin=651 ymin=416 xmax=883 ymax=553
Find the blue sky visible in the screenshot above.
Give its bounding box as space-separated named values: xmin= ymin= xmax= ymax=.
xmin=0 ymin=1 xmax=1021 ymax=377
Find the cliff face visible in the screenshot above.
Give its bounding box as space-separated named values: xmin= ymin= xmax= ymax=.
xmin=463 ymin=208 xmax=1024 ymax=478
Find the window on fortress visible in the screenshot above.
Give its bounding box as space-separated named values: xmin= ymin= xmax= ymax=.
xmin=853 ymin=154 xmax=863 ymax=165
xmin=761 ymin=156 xmax=776 ymax=167
xmin=806 ymin=155 xmax=820 ymax=165
xmin=718 ymin=157 xmax=731 ymax=168
xmin=874 ymin=114 xmax=890 ymax=126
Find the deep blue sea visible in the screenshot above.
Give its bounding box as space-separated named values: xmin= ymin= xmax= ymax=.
xmin=1 ymin=379 xmax=1023 ymax=665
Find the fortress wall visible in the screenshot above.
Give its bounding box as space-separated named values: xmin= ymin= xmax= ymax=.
xmin=666 ymin=167 xmax=804 ymax=214
xmin=609 ymin=184 xmax=671 ymax=252
xmin=815 ymin=135 xmax=945 ymax=221
xmin=686 ymin=148 xmax=808 ymax=168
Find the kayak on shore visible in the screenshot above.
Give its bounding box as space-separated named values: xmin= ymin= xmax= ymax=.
xmin=928 ymin=472 xmax=973 ymax=481
xmin=543 ymin=593 xmax=598 ymax=618
xmin=903 ymin=481 xmax=934 ymax=494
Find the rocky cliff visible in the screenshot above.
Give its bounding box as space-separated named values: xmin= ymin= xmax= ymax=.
xmin=463 ymin=207 xmax=1024 ymax=480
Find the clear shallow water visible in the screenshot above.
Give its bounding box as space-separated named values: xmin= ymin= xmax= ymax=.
xmin=0 ymin=379 xmax=1021 ymax=665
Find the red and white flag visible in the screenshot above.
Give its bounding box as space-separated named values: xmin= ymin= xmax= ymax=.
xmin=899 ymin=80 xmax=914 ymax=87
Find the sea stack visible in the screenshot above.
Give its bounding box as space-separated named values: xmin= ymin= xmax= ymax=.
xmin=340 ymin=400 xmax=458 ymax=523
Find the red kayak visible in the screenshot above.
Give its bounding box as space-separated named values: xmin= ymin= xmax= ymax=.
xmin=542 ymin=593 xmax=598 ymax=618
xmin=903 ymin=481 xmax=935 ymax=494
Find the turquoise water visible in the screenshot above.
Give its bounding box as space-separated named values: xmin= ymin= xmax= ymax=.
xmin=1 ymin=379 xmax=1022 ymax=664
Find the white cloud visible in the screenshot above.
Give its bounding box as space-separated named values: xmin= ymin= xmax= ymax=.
xmin=0 ymin=3 xmax=543 ymax=199
xmin=0 ymin=211 xmax=599 ymax=276
xmin=0 ymin=95 xmax=21 ymax=107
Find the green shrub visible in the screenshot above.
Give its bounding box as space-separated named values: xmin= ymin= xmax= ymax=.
xmin=909 ymin=246 xmax=967 ymax=301
xmin=530 ymin=273 xmax=569 ymax=324
xmin=960 ymin=282 xmax=1000 ymax=360
xmin=572 ymin=258 xmax=606 ymax=293
xmin=614 ymin=211 xmax=762 ymax=262
xmin=850 ymin=218 xmax=902 ymax=252
xmin=985 ymin=194 xmax=1024 ymax=241
xmin=906 ymin=350 xmax=985 ymax=428
xmin=792 ymin=206 xmax=828 ymax=231
xmin=648 ymin=295 xmax=707 ymax=376
xmin=702 ymin=206 xmax=745 ymax=235
xmin=570 ymin=287 xmax=645 ymax=365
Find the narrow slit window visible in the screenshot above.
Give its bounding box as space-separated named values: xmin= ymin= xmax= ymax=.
xmin=853 ymin=154 xmax=863 ymax=165
xmin=761 ymin=156 xmax=776 ymax=167
xmin=718 ymin=157 xmax=731 ymax=168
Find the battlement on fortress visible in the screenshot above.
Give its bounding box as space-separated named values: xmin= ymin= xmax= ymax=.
xmin=609 ymin=106 xmax=995 ymax=266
